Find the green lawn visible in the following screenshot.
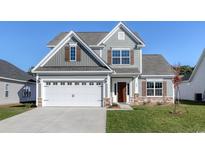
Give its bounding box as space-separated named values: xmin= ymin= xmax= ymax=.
xmin=0 ymin=103 xmax=35 ymax=121
xmin=106 ymin=101 xmax=205 ymax=133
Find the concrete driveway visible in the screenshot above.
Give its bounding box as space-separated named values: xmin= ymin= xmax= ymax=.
xmin=0 ymin=107 xmax=106 ymax=133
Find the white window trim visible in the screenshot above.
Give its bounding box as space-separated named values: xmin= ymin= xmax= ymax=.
xmin=112 ymin=48 xmax=130 ymax=65
xmin=69 ymin=44 xmax=77 ymax=61
xmin=146 ymin=81 xmax=163 ymax=97
xmin=118 ymin=32 xmax=125 ymax=40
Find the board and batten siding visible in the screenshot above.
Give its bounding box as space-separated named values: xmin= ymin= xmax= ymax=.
xmin=101 ymin=28 xmax=141 ymax=69
xmin=44 ymin=37 xmax=101 ymax=67
xmin=0 ymin=79 xmax=36 ymax=105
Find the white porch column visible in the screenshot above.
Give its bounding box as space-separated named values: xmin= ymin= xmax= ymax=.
xmin=36 ymin=75 xmax=39 ymax=106
xmin=107 ymin=74 xmax=111 ymax=98
xmin=172 ymin=82 xmax=175 ymax=104
xmin=40 ymin=78 xmax=43 ymax=106
xmin=134 ymin=76 xmax=139 ymax=94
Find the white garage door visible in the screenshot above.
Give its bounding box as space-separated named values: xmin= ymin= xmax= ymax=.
xmin=43 ymin=81 xmax=103 ymax=107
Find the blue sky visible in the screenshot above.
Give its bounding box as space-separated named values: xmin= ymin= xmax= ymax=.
xmin=0 ymin=21 xmax=205 ymax=71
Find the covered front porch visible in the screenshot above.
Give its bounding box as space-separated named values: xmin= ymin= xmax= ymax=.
xmin=110 ymin=76 xmax=139 ymax=104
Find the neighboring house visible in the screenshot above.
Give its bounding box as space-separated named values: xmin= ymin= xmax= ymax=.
xmin=0 ymin=59 xmax=36 ymax=105
xmin=32 ymin=22 xmax=175 ymax=107
xmin=179 ymin=49 xmax=205 ymax=101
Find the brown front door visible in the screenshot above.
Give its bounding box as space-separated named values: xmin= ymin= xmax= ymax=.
xmin=118 ymin=82 xmax=126 ymax=102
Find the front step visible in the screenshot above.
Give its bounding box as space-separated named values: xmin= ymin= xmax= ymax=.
xmin=117 ymin=103 xmax=133 ymax=110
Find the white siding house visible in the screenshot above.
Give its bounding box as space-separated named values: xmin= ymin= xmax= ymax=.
xmin=179 ymin=49 xmax=205 ymax=101
xmin=0 ymin=59 xmax=36 ymax=105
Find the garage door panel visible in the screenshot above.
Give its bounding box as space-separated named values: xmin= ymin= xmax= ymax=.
xmin=43 ymin=81 xmax=102 ymax=107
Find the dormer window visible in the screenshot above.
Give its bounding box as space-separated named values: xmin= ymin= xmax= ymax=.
xmin=118 ymin=32 xmax=125 ymax=40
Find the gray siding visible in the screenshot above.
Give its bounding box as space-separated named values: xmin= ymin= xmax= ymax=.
xmin=45 ymin=37 xmax=102 ymax=67
xmin=166 ymin=79 xmax=173 ymax=97
xmin=93 ymin=49 xmax=101 ymax=57
xmin=102 ymin=28 xmax=141 ymax=69
xmin=0 ymin=79 xmax=36 ymax=105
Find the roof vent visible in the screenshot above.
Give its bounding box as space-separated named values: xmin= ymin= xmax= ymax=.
xmin=118 ymin=32 xmax=125 ymax=40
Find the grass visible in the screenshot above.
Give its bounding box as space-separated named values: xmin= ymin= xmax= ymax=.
xmin=0 ymin=103 xmax=36 ymax=121
xmin=106 ymin=101 xmax=205 ymax=133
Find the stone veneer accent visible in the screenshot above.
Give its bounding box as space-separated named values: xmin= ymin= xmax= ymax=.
xmin=130 ymin=93 xmax=173 ymax=105
xmin=104 ymin=97 xmax=111 ymax=107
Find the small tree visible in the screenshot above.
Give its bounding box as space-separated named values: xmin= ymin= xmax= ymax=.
xmin=172 ymin=64 xmax=182 ymax=114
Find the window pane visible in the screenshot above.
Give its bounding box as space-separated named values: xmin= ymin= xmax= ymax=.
xmin=5 ymin=84 xmax=8 ymax=91
xmin=147 ymin=82 xmax=154 ymax=88
xmin=112 ymin=58 xmax=120 ymax=64
xmin=112 ymin=50 xmax=120 ymax=57
xmin=122 ymin=58 xmax=130 ymax=64
xmin=122 ymin=50 xmax=129 ymax=57
xmin=70 ymin=47 xmax=76 ymax=60
xmin=155 ymin=82 xmax=162 ymax=88
xmin=114 ymin=83 xmax=117 ymax=95
xmin=147 ymin=89 xmax=154 ymax=96
xmin=127 ymin=83 xmax=130 ymax=95
xmin=155 ymin=89 xmax=162 ymax=96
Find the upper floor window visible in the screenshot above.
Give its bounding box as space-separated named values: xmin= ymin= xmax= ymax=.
xmin=112 ymin=49 xmax=130 ymax=64
xmin=147 ymin=81 xmax=163 ymax=96
xmin=118 ymin=32 xmax=125 ymax=40
xmin=70 ymin=46 xmax=76 ymax=61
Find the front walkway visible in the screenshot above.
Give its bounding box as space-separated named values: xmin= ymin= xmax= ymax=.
xmin=0 ymin=107 xmax=106 ymax=133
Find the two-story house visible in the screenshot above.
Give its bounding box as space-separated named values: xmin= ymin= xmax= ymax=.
xmin=32 ymin=22 xmax=175 ymax=107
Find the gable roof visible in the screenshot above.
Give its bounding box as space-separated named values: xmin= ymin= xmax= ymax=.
xmin=32 ymin=31 xmax=113 ymax=73
xmin=97 ymin=22 xmax=145 ymax=46
xmin=0 ymin=59 xmax=35 ymax=82
xmin=47 ymin=32 xmax=108 ymax=47
xmin=142 ymin=54 xmax=175 ymax=76
xmin=185 ymin=49 xmax=205 ymax=82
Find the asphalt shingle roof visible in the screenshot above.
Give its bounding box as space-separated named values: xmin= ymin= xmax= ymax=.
xmin=35 ymin=66 xmax=109 ymax=72
xmin=0 ymin=59 xmax=35 ymax=82
xmin=47 ymin=32 xmax=143 ymax=46
xmin=35 ymin=55 xmax=174 ymax=76
xmin=142 ymin=54 xmax=175 ymax=75
xmin=112 ymin=67 xmax=140 ymax=74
